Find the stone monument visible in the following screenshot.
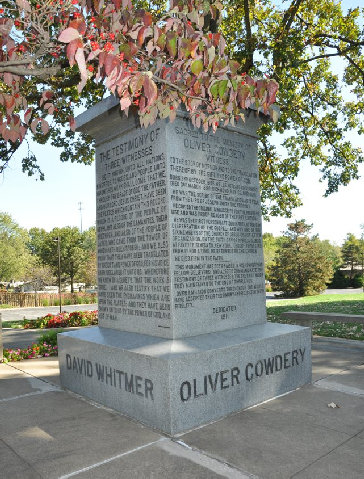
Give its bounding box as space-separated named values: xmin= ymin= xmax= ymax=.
xmin=58 ymin=96 xmax=311 ymax=435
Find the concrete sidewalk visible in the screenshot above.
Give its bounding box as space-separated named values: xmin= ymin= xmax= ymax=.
xmin=1 ymin=338 xmax=364 ymax=479
xmin=0 ymin=304 xmax=98 ymax=323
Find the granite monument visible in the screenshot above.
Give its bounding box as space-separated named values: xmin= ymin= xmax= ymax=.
xmin=58 ymin=97 xmax=311 ymax=434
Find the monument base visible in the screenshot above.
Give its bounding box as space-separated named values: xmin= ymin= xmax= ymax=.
xmin=58 ymin=323 xmax=311 ymax=435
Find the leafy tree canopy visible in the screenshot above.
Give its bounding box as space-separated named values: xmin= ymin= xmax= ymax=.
xmin=0 ymin=0 xmax=277 ymax=175
xmin=269 ymin=219 xmax=334 ymax=296
xmin=341 ymin=232 xmax=362 ymax=277
xmin=1 ymin=0 xmax=364 ymax=217
xmin=28 ymin=226 xmax=92 ymax=292
xmin=220 ymin=0 xmax=364 ymax=216
xmin=0 ymin=212 xmax=31 ymax=281
xmin=262 ymin=232 xmax=285 ymax=279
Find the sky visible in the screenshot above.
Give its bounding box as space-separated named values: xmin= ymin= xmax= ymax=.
xmin=261 ymin=158 xmax=364 ymax=244
xmin=0 ymin=141 xmax=96 ymax=233
xmin=1 ymin=125 xmax=363 ymax=245
xmin=0 ymin=0 xmax=363 ymax=245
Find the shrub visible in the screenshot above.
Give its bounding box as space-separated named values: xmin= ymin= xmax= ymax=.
xmin=328 ymin=270 xmax=351 ymax=289
xmin=352 ymin=274 xmax=363 ymax=288
xmin=39 ymin=329 xmax=63 ymax=347
xmin=42 ymin=299 xmax=49 ymax=307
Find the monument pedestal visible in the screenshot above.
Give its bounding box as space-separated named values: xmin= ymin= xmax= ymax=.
xmin=58 ymin=97 xmax=311 ymax=435
xmin=59 ymin=323 xmax=310 ymax=435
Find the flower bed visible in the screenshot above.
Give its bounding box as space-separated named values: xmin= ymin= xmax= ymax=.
xmin=3 ymin=342 xmax=58 ymax=362
xmin=23 ymin=310 xmax=98 ymax=329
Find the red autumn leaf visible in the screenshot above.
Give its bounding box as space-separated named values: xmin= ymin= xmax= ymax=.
xmin=69 ymin=116 xmax=76 ymax=132
xmin=137 ymin=26 xmax=147 ymax=47
xmin=12 ymin=114 xmax=20 ymax=126
xmin=104 ymin=54 xmax=120 ymax=76
xmin=44 ymin=91 xmax=53 ymax=99
xmin=266 ymin=80 xmax=279 ymax=104
xmin=3 ymin=72 xmax=13 ymax=87
xmin=4 ymin=95 xmax=15 ymax=114
xmin=245 ymin=75 xmax=255 ymax=87
xmin=67 ymin=39 xmax=83 ymax=66
xmin=119 ymin=97 xmax=132 ymax=110
xmin=69 ymin=18 xmax=87 ymax=35
xmin=8 ymin=129 xmax=20 ymax=143
xmin=0 ymin=18 xmax=12 ymax=37
xmin=30 ymin=118 xmax=39 ymax=133
xmin=256 ymin=79 xmax=266 ymax=99
xmin=40 ymin=91 xmax=53 ymax=106
xmin=40 ymin=119 xmax=49 ymax=135
xmin=58 ymin=27 xmax=80 ymax=44
xmin=19 ymin=125 xmax=27 ymax=142
xmin=143 ymin=12 xmax=153 ymax=27
xmin=43 ymin=103 xmax=55 ymax=114
xmin=75 ymin=49 xmax=88 ymax=92
xmin=143 ymin=76 xmax=157 ymax=106
xmin=139 ymin=96 xmax=146 ymax=112
xmin=98 ymin=52 xmax=107 ymax=68
xmin=212 ymin=32 xmax=220 ymax=47
xmin=24 ymin=108 xmax=32 ymax=124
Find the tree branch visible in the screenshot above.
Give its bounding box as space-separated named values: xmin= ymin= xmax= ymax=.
xmin=242 ymin=0 xmax=254 ymax=72
xmin=260 ymin=138 xmax=283 ymax=195
xmin=286 ymin=43 xmax=364 ymax=75
xmin=343 ymin=54 xmax=364 ymax=85
xmin=273 ymin=0 xmax=304 ymax=75
xmin=280 ymin=0 xmax=303 ymax=38
xmin=0 ymin=65 xmax=62 ymax=79
xmin=152 ymin=75 xmax=209 ymax=102
xmin=313 ymin=33 xmax=364 ymax=47
xmin=0 ymin=58 xmax=35 ymax=67
xmin=281 ymin=0 xmax=304 ymax=35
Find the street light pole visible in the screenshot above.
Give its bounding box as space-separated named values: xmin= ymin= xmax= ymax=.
xmin=56 ymin=236 xmax=62 ymax=314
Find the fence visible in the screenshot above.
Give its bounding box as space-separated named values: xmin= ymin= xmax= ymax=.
xmin=0 ymin=292 xmax=97 ymax=308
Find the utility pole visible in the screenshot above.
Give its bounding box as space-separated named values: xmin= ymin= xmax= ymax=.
xmin=78 ymin=201 xmax=83 ymax=233
xmin=53 ymin=236 xmax=62 ymax=314
xmin=361 ymin=225 xmax=364 ymax=292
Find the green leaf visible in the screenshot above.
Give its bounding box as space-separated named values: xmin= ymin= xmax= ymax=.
xmin=191 ymin=59 xmax=203 ymax=75
xmin=166 ymin=32 xmax=177 ymax=57
xmin=218 ymin=80 xmax=228 ymax=97
xmin=157 ymin=33 xmax=166 ymax=50
xmin=210 ymin=82 xmax=219 ymax=99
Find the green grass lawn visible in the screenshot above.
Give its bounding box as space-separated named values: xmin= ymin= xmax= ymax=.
xmin=2 ymin=321 xmax=24 ymax=328
xmin=267 ymin=293 xmax=364 ymax=340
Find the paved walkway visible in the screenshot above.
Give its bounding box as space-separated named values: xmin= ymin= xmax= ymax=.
xmin=266 ymin=288 xmax=363 ymax=300
xmin=0 ymin=304 xmax=98 ymax=322
xmin=1 ymin=336 xmax=364 ymax=478
xmin=2 ymin=327 xmax=87 ymax=350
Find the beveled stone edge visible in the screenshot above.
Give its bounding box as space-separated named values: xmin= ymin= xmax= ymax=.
xmin=58 ymin=322 xmax=311 ymax=360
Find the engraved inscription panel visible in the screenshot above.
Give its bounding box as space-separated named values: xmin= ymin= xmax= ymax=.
xmin=168 ymin=117 xmax=266 ymax=336
xmin=96 ymin=125 xmax=171 ymax=333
